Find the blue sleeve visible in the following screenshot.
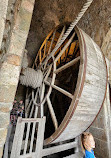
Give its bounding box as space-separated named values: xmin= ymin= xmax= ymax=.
xmin=85 ymin=150 xmax=95 ymax=158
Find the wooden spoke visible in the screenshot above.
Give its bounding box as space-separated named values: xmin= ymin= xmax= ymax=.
xmin=48 ymin=30 xmax=56 ymax=55
xmin=56 ymin=26 xmax=66 ymax=46
xmin=54 ymin=56 xmax=80 ymax=74
xmin=44 ymin=81 xmax=73 ymax=99
xmin=40 ymin=83 xmax=45 ymax=118
xmin=29 ymin=103 xmax=35 ymax=118
xmin=55 ymin=33 xmax=75 ymax=62
xmin=43 ymin=68 xmax=49 ymax=78
xmin=44 ymin=64 xmax=52 ymax=81
xmin=47 ymin=96 xmax=58 ymax=130
xmin=43 ymin=39 xmax=48 ymax=58
xmin=31 ymin=90 xmax=38 ymax=106
xmin=26 ymin=98 xmax=32 ymax=112
xmin=29 ymin=89 xmax=39 ymax=118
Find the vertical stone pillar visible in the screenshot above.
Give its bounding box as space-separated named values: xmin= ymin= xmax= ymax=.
xmin=0 ymin=0 xmax=35 ymax=156
xmin=0 ymin=0 xmax=9 ymax=50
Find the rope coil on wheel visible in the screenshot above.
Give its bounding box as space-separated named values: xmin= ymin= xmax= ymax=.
xmin=20 ymin=68 xmax=43 ymax=89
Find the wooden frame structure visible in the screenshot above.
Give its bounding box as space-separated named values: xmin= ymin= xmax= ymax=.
xmin=24 ymin=24 xmax=107 ymax=146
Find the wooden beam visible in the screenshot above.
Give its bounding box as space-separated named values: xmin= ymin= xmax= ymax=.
xmin=44 ymin=81 xmax=73 ymax=99
xmin=48 ymin=30 xmax=56 ymax=55
xmin=55 ymin=33 xmax=75 ymax=62
xmin=56 ymin=26 xmax=66 ymax=46
xmin=54 ymin=56 xmax=80 ymax=74
xmin=47 ymin=97 xmax=58 ymax=130
xmin=42 ymin=141 xmax=77 ymax=156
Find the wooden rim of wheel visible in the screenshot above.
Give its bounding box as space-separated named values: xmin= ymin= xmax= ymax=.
xmin=44 ymin=26 xmax=87 ymax=144
xmin=25 ymin=23 xmax=107 ymax=145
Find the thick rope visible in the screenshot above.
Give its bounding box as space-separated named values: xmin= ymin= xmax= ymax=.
xmin=42 ymin=0 xmax=93 ymax=66
xmin=20 ymin=68 xmax=43 ymax=89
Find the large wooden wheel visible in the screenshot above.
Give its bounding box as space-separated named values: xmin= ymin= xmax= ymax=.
xmin=25 ymin=24 xmax=107 ymax=145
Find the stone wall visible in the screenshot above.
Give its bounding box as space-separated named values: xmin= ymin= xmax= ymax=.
xmin=0 ymin=0 xmax=35 ymax=156
xmin=0 ymin=0 xmax=18 ymax=65
xmin=0 ymin=0 xmax=9 ymax=51
xmin=89 ymin=83 xmax=111 ymax=158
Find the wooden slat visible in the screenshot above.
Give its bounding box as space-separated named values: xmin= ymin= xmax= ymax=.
xmin=54 ymin=56 xmax=80 ymax=74
xmin=42 ymin=141 xmax=77 ymax=157
xmin=56 ymin=26 xmax=66 ymax=46
xmin=44 ymin=64 xmax=52 ymax=81
xmin=29 ymin=121 xmax=36 ymax=153
xmin=43 ymin=39 xmax=48 ymax=58
xmin=11 ymin=118 xmax=46 ymax=158
xmin=35 ymin=117 xmax=46 ymax=158
xmin=23 ymin=122 xmax=31 ymax=155
xmin=11 ymin=118 xmax=25 ymax=158
xmin=40 ymin=83 xmax=45 ymax=117
xmin=55 ymin=33 xmax=75 ymax=62
xmin=47 ymin=96 xmax=58 ymax=130
xmin=20 ymin=153 xmax=35 ymax=158
xmin=48 ymin=30 xmax=56 ymax=55
xmin=44 ymin=80 xmax=73 ymax=99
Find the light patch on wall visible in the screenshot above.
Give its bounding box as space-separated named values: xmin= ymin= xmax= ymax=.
xmin=101 ymin=27 xmax=111 ymax=61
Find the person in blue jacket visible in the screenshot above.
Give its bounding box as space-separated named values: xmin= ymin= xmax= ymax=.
xmin=81 ymin=132 xmax=96 ymax=158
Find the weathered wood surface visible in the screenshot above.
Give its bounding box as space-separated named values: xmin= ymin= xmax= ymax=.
xmin=25 ymin=24 xmax=107 ymax=145
xmin=44 ymin=26 xmax=107 ymax=144
xmin=42 ymin=141 xmax=77 ymax=157
xmin=10 ymin=117 xmax=46 ymax=158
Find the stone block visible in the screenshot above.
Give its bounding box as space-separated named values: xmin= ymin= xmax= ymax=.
xmin=6 ymin=54 xmax=21 ymax=66
xmin=100 ymin=141 xmax=109 ymax=158
xmin=0 ymin=85 xmax=17 ymax=103
xmin=0 ymin=102 xmax=13 ymax=113
xmin=22 ymin=0 xmax=35 ymax=13
xmin=18 ymin=7 xmax=33 ymax=32
xmin=0 ymin=112 xmax=10 ymax=128
xmin=7 ymin=30 xmax=26 ymax=57
xmin=94 ymin=140 xmax=109 ymax=158
xmin=0 ymin=128 xmax=7 ymax=146
xmin=0 ymin=146 xmax=3 ymax=158
xmin=94 ymin=138 xmax=101 ymax=154
xmin=0 ymin=61 xmax=20 ymax=85
xmin=0 ymin=0 xmax=9 ymax=49
xmin=0 ymin=18 xmax=6 ymax=49
xmin=89 ymin=127 xmax=107 ymax=142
